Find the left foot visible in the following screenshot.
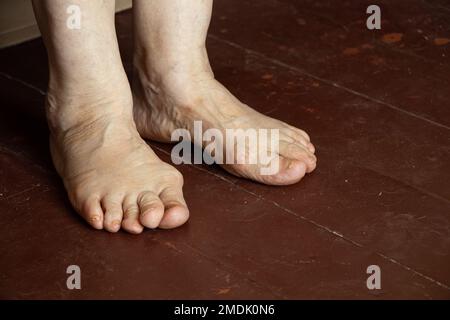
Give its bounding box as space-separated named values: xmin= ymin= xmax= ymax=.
xmin=133 ymin=61 xmax=317 ymax=185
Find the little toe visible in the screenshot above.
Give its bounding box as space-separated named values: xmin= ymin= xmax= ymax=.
xmin=138 ymin=191 xmax=165 ymax=229
xmin=102 ymin=196 xmax=124 ymax=233
xmin=280 ymin=131 xmax=310 ymax=152
xmin=158 ymin=187 xmax=189 ymax=229
xmin=122 ymin=194 xmax=144 ymax=234
xmin=292 ymin=127 xmax=311 ymax=142
xmin=283 ymin=129 xmax=315 ymax=154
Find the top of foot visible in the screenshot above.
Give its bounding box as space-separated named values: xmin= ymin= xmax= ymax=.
xmin=48 ymin=91 xmax=189 ymax=234
xmin=133 ymin=71 xmax=317 ymax=185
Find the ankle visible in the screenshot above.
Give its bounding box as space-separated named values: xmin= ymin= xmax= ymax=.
xmin=45 ymin=85 xmax=133 ymax=135
xmin=135 ymin=56 xmax=214 ymax=105
xmin=134 ymin=45 xmax=214 ymax=86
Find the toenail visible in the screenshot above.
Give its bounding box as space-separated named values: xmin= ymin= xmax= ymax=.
xmin=288 ymin=161 xmax=297 ymax=169
xmin=112 ymin=220 xmax=121 ymax=227
xmin=90 ymin=215 xmax=100 ymax=222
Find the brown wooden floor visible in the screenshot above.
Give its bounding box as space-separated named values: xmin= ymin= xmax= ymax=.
xmin=1 ymin=0 xmax=450 ymax=299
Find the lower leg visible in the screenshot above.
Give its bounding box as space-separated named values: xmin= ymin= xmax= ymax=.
xmin=133 ymin=0 xmax=317 ymax=185
xmin=33 ymin=0 xmax=131 ymax=128
xmin=33 ymin=0 xmax=188 ymax=233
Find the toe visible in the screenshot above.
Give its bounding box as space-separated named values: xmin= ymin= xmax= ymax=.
xmin=294 ymin=136 xmax=315 ymax=154
xmin=102 ymin=195 xmax=124 ymax=233
xmin=260 ymin=157 xmax=307 ymax=185
xmin=280 ymin=141 xmax=317 ymax=173
xmin=158 ymin=187 xmax=189 ymax=229
xmin=284 ymin=125 xmax=310 ymax=141
xmin=82 ymin=196 xmax=104 ymax=230
xmin=122 ymin=194 xmax=144 ymax=234
xmin=292 ymin=127 xmax=311 ymax=142
xmin=138 ymin=191 xmax=165 ymax=229
xmin=307 ymin=142 xmax=315 ymax=154
xmin=283 ymin=129 xmax=315 ymax=154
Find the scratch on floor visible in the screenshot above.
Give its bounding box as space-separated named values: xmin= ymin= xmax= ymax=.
xmin=229 ymin=210 xmax=271 ymax=223
xmin=377 ymin=252 xmax=450 ymax=290
xmin=150 ymin=234 xmax=284 ymax=298
xmin=215 ymin=287 xmax=232 ymax=295
xmin=0 ymin=71 xmax=46 ymax=96
xmin=2 ymin=185 xmax=40 ymax=201
xmin=352 ymin=161 xmax=450 ymax=207
xmin=163 ymin=241 xmax=183 ymax=254
xmin=180 ymin=241 xmax=288 ymax=299
xmin=0 ymin=144 xmax=56 ymax=176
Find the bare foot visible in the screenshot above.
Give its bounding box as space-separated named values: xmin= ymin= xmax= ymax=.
xmin=133 ymin=69 xmax=317 ymax=185
xmin=131 ymin=0 xmax=316 ymax=185
xmin=33 ymin=0 xmax=189 ymax=233
xmin=47 ymin=88 xmax=189 ymax=233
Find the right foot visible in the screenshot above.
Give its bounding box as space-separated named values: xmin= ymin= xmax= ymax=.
xmin=46 ymin=89 xmax=189 ymax=234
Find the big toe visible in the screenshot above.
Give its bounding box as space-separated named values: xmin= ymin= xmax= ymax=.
xmin=280 ymin=141 xmax=317 ymax=173
xmin=260 ymin=157 xmax=308 ymax=185
xmin=158 ymin=187 xmax=190 ymax=229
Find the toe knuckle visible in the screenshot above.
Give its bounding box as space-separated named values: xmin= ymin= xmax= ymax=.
xmin=167 ymin=169 xmax=184 ymax=184
xmin=70 ymin=186 xmax=88 ymax=204
xmin=125 ymin=204 xmax=139 ymax=215
xmin=139 ymin=192 xmax=157 ymax=205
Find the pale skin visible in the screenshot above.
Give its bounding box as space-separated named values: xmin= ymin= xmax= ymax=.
xmin=32 ymin=0 xmax=317 ymax=234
